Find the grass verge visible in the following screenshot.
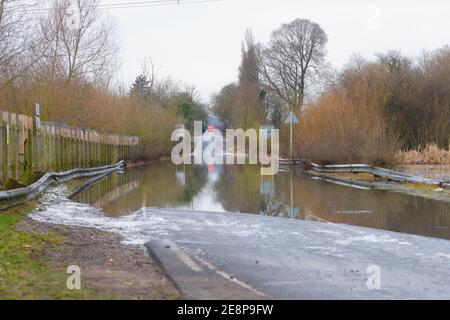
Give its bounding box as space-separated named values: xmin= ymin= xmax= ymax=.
xmin=0 ymin=203 xmax=103 ymax=299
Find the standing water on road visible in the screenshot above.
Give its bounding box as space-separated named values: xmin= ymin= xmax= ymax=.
xmin=71 ymin=162 xmax=450 ymax=240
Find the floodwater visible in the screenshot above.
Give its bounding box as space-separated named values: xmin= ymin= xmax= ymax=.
xmin=72 ymin=162 xmax=450 ymax=240
xmin=397 ymin=164 xmax=450 ymax=181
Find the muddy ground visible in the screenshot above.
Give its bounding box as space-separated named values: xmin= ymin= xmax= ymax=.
xmin=17 ymin=216 xmax=180 ymax=300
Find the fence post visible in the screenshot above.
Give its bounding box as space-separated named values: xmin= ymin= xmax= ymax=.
xmin=25 ymin=125 xmax=33 ymax=181
xmin=0 ymin=113 xmax=8 ymax=188
xmin=1 ymin=108 xmax=138 ymax=190
xmin=51 ymin=126 xmax=56 ymax=171
xmin=34 ymin=103 xmax=41 ymax=173
xmin=17 ymin=115 xmax=26 ymax=183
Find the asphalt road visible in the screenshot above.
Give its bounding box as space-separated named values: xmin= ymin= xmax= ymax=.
xmin=29 ymin=191 xmax=450 ymax=300
xmin=143 ymin=209 xmax=450 ymax=300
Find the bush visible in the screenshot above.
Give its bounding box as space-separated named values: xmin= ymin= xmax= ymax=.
xmin=292 ymin=88 xmax=399 ymax=166
xmin=125 ymin=102 xmax=182 ymax=161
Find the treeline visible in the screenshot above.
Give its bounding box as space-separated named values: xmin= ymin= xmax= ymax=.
xmin=126 ymin=59 xmax=207 ymax=158
xmin=0 ymin=0 xmax=206 ymax=160
xmin=213 ymin=18 xmax=450 ymax=165
xmin=213 ymin=31 xmax=266 ymax=130
xmin=297 ymin=48 xmax=450 ymax=165
xmin=214 ymin=19 xmax=329 ymax=130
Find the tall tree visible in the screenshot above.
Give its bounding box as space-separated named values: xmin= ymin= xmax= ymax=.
xmin=38 ymin=0 xmax=118 ymax=84
xmin=212 ymin=83 xmax=239 ymax=124
xmin=0 ymin=0 xmax=43 ymax=88
xmin=234 ymin=29 xmax=266 ymax=129
xmin=258 ymin=18 xmax=328 ymax=110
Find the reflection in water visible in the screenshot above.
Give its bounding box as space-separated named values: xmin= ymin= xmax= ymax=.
xmin=74 ymin=162 xmax=208 ymax=216
xmin=73 ymin=162 xmax=450 ymax=240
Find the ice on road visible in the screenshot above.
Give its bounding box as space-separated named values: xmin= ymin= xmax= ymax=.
xmin=30 ymin=194 xmax=450 ymax=299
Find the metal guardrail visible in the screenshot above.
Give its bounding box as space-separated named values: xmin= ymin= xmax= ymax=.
xmin=68 ymin=170 xmax=122 ymax=200
xmin=0 ymin=160 xmax=126 ymax=203
xmin=279 ymin=159 xmax=450 ymax=189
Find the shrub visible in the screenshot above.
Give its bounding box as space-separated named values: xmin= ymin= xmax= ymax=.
xmin=292 ymin=88 xmax=399 ymax=166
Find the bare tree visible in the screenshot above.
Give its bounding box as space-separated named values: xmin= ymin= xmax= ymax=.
xmin=38 ymin=0 xmax=118 ymax=85
xmin=235 ymin=29 xmax=266 ymax=128
xmin=140 ymin=57 xmax=157 ymax=91
xmin=377 ymin=50 xmax=412 ymax=75
xmin=0 ymin=0 xmax=44 ymax=88
xmin=139 ymin=57 xmax=180 ymax=103
xmin=258 ymin=18 xmax=328 ymax=110
xmin=212 ymin=83 xmax=239 ymax=123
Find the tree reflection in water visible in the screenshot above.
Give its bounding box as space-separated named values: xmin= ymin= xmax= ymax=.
xmin=73 ymin=162 xmax=450 ymax=240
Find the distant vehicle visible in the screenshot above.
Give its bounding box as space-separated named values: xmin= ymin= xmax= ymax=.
xmin=206 ymin=115 xmax=226 ymax=132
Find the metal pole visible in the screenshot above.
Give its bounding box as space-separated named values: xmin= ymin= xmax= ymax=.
xmin=290 ymin=172 xmax=293 ymax=218
xmin=289 ymin=112 xmax=293 ymax=160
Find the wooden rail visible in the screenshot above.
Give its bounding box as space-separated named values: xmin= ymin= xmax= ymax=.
xmin=0 ymin=107 xmax=139 ymax=189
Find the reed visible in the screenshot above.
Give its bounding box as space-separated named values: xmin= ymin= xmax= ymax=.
xmin=396 ymin=144 xmax=450 ymax=164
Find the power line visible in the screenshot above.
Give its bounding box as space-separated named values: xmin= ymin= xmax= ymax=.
xmin=4 ymin=0 xmax=176 ymax=11
xmin=99 ymin=0 xmax=189 ymax=8
xmin=99 ymin=0 xmax=224 ymax=10
xmin=4 ymin=0 xmax=224 ymax=13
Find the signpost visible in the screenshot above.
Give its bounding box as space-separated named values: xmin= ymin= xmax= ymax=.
xmin=284 ymin=111 xmax=299 ymax=159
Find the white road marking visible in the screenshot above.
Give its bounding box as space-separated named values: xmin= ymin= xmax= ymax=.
xmin=164 ymin=240 xmax=203 ymax=272
xmin=195 ymin=256 xmax=268 ymax=297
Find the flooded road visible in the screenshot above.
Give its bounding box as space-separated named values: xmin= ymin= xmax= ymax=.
xmin=30 ymin=197 xmax=450 ymax=299
xmin=72 ymin=162 xmax=450 ymax=240
xmin=28 ymin=162 xmax=450 ymax=299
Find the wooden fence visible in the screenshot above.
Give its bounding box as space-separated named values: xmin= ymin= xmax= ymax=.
xmin=0 ymin=106 xmax=139 ymax=189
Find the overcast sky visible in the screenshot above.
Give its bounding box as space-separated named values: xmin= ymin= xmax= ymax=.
xmin=106 ymin=0 xmax=450 ymax=102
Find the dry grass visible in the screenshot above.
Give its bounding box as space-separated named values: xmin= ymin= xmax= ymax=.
xmin=125 ymin=103 xmax=182 ymax=161
xmin=291 ymin=84 xmax=399 ymax=166
xmin=396 ymin=144 xmax=450 ymax=164
xmin=326 ymin=172 xmax=381 ymax=182
xmin=0 ymin=80 xmax=183 ymax=161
